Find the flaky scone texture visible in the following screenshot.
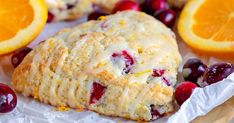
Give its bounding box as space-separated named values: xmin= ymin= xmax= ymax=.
xmin=12 ymin=11 xmax=181 ymax=121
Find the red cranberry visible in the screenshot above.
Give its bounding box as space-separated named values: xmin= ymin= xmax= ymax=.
xmin=175 ymin=82 xmax=197 ymax=106
xmin=88 ymin=10 xmax=108 ymax=20
xmin=47 ymin=11 xmax=54 ymax=23
xmin=154 ymin=9 xmax=176 ymax=28
xmin=89 ymin=82 xmax=106 ymax=104
xmin=182 ymin=58 xmax=207 ymax=85
xmin=11 ymin=47 xmax=32 ymax=68
xmin=0 ymin=83 xmax=17 ymax=113
xmin=150 ymin=104 xmax=164 ymax=120
xmin=141 ymin=0 xmax=169 ymax=15
xmin=202 ymin=63 xmax=234 ymax=86
xmin=152 ymin=69 xmax=164 ymax=77
xmin=113 ymin=0 xmax=141 ymax=13
xmin=111 ymin=50 xmax=134 ymax=74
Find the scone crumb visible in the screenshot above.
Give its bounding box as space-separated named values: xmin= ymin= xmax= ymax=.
xmin=98 ymin=16 xmax=107 ymax=21
xmin=54 ymin=106 xmax=70 ymax=112
xmin=33 ymin=87 xmax=39 ymax=100
xmin=75 ymin=107 xmax=84 ymax=112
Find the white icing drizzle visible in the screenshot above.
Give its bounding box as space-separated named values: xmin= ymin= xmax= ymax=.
xmin=49 ymin=49 xmax=68 ymax=105
xmin=67 ymin=78 xmax=77 ymax=107
xmin=118 ymin=87 xmax=129 ymax=113
xmin=66 ymin=36 xmax=88 ymax=107
xmin=129 ymin=83 xmax=155 ymax=118
xmin=23 ymin=41 xmax=50 ymax=96
xmin=38 ymin=44 xmax=61 ymax=103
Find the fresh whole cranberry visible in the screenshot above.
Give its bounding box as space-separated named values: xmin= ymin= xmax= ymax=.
xmin=11 ymin=47 xmax=32 ymax=68
xmin=202 ymin=63 xmax=234 ymax=86
xmin=47 ymin=11 xmax=54 ymax=23
xmin=111 ymin=50 xmax=134 ymax=74
xmin=89 ymin=82 xmax=106 ymax=104
xmin=113 ymin=0 xmax=141 ymax=13
xmin=141 ymin=0 xmax=169 ymax=15
xmin=182 ymin=58 xmax=207 ymax=85
xmin=0 ymin=83 xmax=17 ymax=113
xmin=175 ymin=82 xmax=197 ymax=106
xmin=88 ymin=10 xmax=108 ymax=20
xmin=154 ymin=9 xmax=176 ymax=28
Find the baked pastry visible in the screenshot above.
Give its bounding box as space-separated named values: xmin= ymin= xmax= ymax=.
xmin=12 ymin=11 xmax=181 ymax=121
xmin=46 ymin=0 xmax=130 ymax=21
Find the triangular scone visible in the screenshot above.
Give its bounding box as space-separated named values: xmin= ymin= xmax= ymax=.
xmin=12 ymin=11 xmax=181 ymax=121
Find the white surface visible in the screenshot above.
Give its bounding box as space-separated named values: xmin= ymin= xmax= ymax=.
xmin=0 ymin=18 xmax=234 ymax=123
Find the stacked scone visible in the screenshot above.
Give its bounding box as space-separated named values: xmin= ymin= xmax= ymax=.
xmin=12 ymin=11 xmax=181 ymax=121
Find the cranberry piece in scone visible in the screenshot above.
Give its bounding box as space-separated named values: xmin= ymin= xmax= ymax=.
xmin=150 ymin=104 xmax=164 ymax=120
xmin=89 ymin=82 xmax=107 ymax=104
xmin=152 ymin=69 xmax=165 ymax=77
xmin=111 ymin=50 xmax=135 ymax=74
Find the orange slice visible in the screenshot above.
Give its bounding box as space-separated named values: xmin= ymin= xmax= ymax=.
xmin=0 ymin=0 xmax=47 ymax=55
xmin=178 ymin=0 xmax=234 ymax=53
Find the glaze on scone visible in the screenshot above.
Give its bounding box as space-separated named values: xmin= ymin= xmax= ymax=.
xmin=12 ymin=11 xmax=181 ymax=121
xmin=46 ymin=0 xmax=134 ymax=21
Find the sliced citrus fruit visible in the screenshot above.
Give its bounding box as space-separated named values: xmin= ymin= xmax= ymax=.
xmin=178 ymin=0 xmax=234 ymax=53
xmin=0 ymin=0 xmax=47 ymax=55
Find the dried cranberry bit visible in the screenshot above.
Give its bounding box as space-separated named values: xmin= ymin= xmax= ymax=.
xmin=202 ymin=63 xmax=234 ymax=86
xmin=11 ymin=47 xmax=32 ymax=68
xmin=0 ymin=83 xmax=17 ymax=113
xmin=152 ymin=69 xmax=165 ymax=77
xmin=89 ymin=82 xmax=107 ymax=104
xmin=150 ymin=104 xmax=164 ymax=120
xmin=47 ymin=11 xmax=54 ymax=23
xmin=111 ymin=50 xmax=135 ymax=74
xmin=162 ymin=77 xmax=170 ymax=86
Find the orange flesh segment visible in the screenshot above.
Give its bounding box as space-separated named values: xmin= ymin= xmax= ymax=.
xmin=0 ymin=0 xmax=34 ymax=41
xmin=192 ymin=0 xmax=234 ymax=41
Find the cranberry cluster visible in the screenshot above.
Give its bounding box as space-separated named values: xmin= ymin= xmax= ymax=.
xmin=175 ymin=58 xmax=234 ymax=106
xmin=88 ymin=0 xmax=176 ymax=28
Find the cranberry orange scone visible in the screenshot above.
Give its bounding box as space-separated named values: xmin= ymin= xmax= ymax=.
xmin=46 ymin=0 xmax=135 ymax=22
xmin=12 ymin=11 xmax=181 ymax=121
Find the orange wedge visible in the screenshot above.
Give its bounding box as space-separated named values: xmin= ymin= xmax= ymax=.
xmin=178 ymin=0 xmax=234 ymax=53
xmin=0 ymin=0 xmax=47 ymax=55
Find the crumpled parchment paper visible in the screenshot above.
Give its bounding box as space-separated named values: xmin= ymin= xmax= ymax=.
xmin=0 ymin=17 xmax=234 ymax=123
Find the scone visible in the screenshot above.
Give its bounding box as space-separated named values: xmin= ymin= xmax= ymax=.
xmin=46 ymin=0 xmax=133 ymax=21
xmin=12 ymin=11 xmax=181 ymax=121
